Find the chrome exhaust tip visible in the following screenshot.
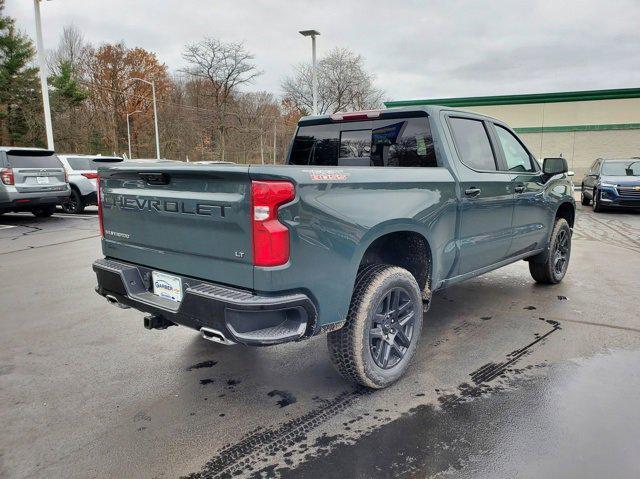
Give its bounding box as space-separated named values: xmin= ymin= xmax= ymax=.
xmin=105 ymin=294 xmax=130 ymax=309
xmin=200 ymin=327 xmax=236 ymax=345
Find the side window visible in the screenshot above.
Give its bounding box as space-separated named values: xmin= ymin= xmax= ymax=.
xmin=449 ymin=117 xmax=496 ymax=171
xmin=494 ymin=125 xmax=535 ymax=172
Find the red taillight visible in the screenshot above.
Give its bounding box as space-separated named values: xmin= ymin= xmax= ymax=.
xmin=251 ymin=180 xmax=295 ymax=267
xmin=97 ymin=174 xmax=105 ymax=237
xmin=1 ymin=168 xmax=14 ymax=185
xmin=82 ymin=172 xmax=98 ymax=179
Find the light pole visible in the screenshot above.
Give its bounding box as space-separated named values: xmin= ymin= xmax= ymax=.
xmin=129 ymin=78 xmax=160 ymax=159
xmin=126 ymin=110 xmax=142 ymax=160
xmin=299 ymin=30 xmax=320 ymax=115
xmin=33 ymin=0 xmax=54 ymax=150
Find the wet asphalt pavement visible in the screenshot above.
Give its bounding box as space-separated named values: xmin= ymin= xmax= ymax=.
xmin=1 ymin=203 xmax=639 ymax=478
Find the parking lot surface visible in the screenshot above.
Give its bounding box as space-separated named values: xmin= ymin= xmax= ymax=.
xmin=1 ymin=204 xmax=639 ymax=478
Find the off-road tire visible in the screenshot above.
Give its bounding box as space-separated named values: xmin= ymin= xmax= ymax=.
xmin=62 ymin=189 xmax=85 ymax=214
xmin=31 ymin=205 xmax=56 ymax=218
xmin=327 ymin=264 xmax=423 ymax=389
xmin=580 ymin=186 xmax=590 ymax=206
xmin=529 ymin=218 xmax=571 ymax=284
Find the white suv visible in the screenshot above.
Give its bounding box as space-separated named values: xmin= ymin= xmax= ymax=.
xmin=58 ymin=155 xmax=123 ymax=214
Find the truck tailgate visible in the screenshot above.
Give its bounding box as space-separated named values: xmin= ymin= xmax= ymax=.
xmin=99 ymin=165 xmax=253 ymax=289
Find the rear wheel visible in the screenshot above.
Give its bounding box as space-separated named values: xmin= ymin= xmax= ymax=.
xmin=529 ymin=218 xmax=571 ymax=284
xmin=62 ymin=189 xmax=85 ymax=214
xmin=580 ymin=185 xmax=591 ymax=206
xmin=31 ymin=205 xmax=56 ymax=218
xmin=327 ymin=264 xmax=423 ymax=389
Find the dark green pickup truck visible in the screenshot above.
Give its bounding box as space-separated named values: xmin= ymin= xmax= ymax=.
xmin=93 ymin=106 xmax=575 ymax=388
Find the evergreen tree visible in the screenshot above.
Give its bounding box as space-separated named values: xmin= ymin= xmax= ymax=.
xmin=49 ymin=60 xmax=88 ymax=108
xmin=0 ymin=0 xmax=40 ymax=145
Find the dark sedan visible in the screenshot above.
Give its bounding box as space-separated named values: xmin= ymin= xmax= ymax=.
xmin=581 ymin=158 xmax=640 ymax=211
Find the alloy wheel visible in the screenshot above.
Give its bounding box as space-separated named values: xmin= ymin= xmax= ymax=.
xmin=63 ymin=194 xmax=78 ymax=213
xmin=369 ymin=287 xmax=416 ymax=369
xmin=553 ymin=229 xmax=570 ymax=276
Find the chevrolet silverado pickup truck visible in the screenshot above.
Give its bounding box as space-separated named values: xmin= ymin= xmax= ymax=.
xmin=93 ymin=106 xmax=575 ymax=388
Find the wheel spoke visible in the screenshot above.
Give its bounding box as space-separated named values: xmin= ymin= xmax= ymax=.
xmin=397 ymin=299 xmax=411 ymax=314
xmin=398 ymin=310 xmax=414 ymax=327
xmin=394 ymin=328 xmax=411 ymax=349
xmin=375 ymin=340 xmax=386 ymax=365
xmin=380 ymin=341 xmax=391 ymax=367
xmin=374 ymin=313 xmax=387 ymax=323
xmin=369 ymin=327 xmax=384 ymax=340
xmin=382 ymin=293 xmax=391 ymax=315
xmin=390 ymin=343 xmax=403 ymax=361
xmin=390 ymin=289 xmax=400 ymax=319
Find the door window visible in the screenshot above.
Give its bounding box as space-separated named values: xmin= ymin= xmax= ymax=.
xmin=448 ymin=117 xmax=497 ymax=171
xmin=494 ymin=125 xmax=535 ymax=172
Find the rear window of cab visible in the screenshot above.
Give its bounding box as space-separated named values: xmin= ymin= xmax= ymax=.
xmin=289 ymin=117 xmax=438 ymax=167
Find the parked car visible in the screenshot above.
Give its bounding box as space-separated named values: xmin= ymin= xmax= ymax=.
xmin=58 ymin=155 xmax=124 ymax=214
xmin=580 ymin=157 xmax=640 ymax=211
xmin=92 ymin=106 xmax=575 ymax=389
xmin=0 ymin=147 xmax=70 ymax=217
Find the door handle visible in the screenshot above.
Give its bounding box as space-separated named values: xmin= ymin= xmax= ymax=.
xmin=514 ymin=185 xmax=526 ymax=193
xmin=464 ymin=187 xmax=481 ymax=197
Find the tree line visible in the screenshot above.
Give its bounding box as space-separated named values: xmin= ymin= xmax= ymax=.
xmin=0 ymin=2 xmax=384 ymax=162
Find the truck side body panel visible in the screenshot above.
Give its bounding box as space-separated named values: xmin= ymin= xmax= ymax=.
xmin=250 ymin=165 xmax=458 ymax=329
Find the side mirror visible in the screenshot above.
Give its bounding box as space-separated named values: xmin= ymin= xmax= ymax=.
xmin=567 ymin=171 xmax=575 ymax=177
xmin=543 ymin=157 xmax=568 ymax=175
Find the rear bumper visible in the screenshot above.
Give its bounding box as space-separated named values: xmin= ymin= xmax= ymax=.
xmin=0 ymin=194 xmax=70 ymax=210
xmin=93 ymin=258 xmax=317 ymax=346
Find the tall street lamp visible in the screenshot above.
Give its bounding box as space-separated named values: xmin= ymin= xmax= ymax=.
xmin=299 ymin=30 xmax=320 ymax=115
xmin=33 ymin=0 xmax=54 ymax=150
xmin=129 ymin=78 xmax=161 ymax=159
xmin=126 ymin=110 xmax=142 ymax=160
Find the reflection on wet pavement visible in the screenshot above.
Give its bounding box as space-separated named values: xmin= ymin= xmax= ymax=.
xmin=270 ymin=350 xmax=640 ymax=479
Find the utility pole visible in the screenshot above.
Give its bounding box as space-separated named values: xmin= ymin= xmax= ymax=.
xmin=126 ymin=110 xmax=141 ymax=160
xmin=33 ymin=0 xmax=54 ymax=150
xmin=129 ymin=78 xmax=161 ymax=159
xmin=299 ymin=30 xmax=320 ymax=115
xmin=273 ymin=120 xmax=277 ymax=164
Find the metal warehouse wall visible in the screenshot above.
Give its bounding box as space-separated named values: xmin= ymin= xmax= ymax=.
xmin=519 ymin=129 xmax=640 ymax=179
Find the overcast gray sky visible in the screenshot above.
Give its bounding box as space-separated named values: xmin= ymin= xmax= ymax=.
xmin=7 ymin=0 xmax=640 ymax=102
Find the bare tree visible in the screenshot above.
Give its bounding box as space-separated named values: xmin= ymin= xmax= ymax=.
xmin=48 ymin=24 xmax=88 ymax=77
xmin=282 ymin=47 xmax=384 ymax=115
xmin=181 ymin=38 xmax=261 ymax=160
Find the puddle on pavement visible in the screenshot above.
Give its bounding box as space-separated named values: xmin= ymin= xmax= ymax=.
xmin=259 ymin=349 xmax=640 ymax=479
